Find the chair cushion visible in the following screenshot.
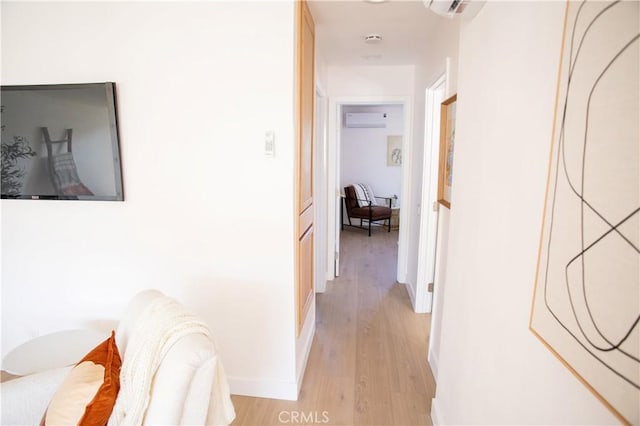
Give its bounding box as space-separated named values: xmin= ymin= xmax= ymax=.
xmin=41 ymin=331 xmax=121 ymax=426
xmin=362 ymin=183 xmax=378 ymax=206
xmin=353 ymin=183 xmax=378 ymax=207
xmin=351 ymin=205 xmax=392 ymax=220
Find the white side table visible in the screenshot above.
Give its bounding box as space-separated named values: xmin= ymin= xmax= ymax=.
xmin=2 ymin=329 xmax=108 ymax=376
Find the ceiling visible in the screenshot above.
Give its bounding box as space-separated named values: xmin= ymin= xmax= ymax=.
xmin=307 ymin=0 xmax=451 ymax=67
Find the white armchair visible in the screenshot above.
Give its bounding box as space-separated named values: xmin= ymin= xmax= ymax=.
xmin=1 ymin=290 xmax=235 ymax=425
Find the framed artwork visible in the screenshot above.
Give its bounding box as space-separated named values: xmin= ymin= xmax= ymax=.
xmin=437 ymin=94 xmax=457 ymax=208
xmin=530 ymin=1 xmax=639 ymax=424
xmin=387 ymin=135 xmax=402 ymax=166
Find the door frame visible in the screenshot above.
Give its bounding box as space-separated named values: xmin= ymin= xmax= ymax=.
xmin=326 ymin=95 xmax=413 ymax=282
xmin=415 ymin=73 xmax=447 ymax=313
xmin=314 ymin=85 xmax=328 ymax=293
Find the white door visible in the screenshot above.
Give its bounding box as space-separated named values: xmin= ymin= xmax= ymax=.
xmin=333 ymin=105 xmax=342 ymax=276
xmin=415 ymin=74 xmax=446 ymax=313
xmin=314 ymin=89 xmax=328 ymax=292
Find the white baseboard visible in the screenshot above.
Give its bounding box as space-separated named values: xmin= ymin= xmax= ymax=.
xmin=228 ymin=376 xmax=298 ymax=401
xmin=404 ymin=281 xmax=417 ymax=311
xmin=428 ymin=347 xmax=439 ymax=380
xmin=431 ymin=397 xmax=443 ymax=425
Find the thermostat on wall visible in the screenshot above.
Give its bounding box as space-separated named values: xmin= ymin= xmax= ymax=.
xmin=265 ymin=130 xmax=275 ymax=157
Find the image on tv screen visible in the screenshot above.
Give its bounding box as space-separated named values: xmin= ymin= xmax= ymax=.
xmin=1 ymin=82 xmax=123 ymax=201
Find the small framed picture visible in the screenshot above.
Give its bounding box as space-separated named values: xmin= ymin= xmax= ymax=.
xmin=437 ymin=94 xmax=457 ymax=208
xmin=387 ymin=135 xmax=402 ymax=166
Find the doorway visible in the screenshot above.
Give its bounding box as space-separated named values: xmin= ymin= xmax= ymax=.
xmin=340 ymin=103 xmax=403 ymax=235
xmin=326 ymin=96 xmax=413 ymax=282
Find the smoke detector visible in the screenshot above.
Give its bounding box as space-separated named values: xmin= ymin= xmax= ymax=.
xmin=364 ymin=34 xmax=382 ymax=44
xmin=424 ymin=0 xmax=485 ymax=19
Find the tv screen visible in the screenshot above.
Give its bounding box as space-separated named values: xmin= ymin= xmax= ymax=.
xmin=1 ymin=82 xmax=124 ymax=200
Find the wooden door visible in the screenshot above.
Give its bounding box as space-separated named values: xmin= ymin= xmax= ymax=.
xmin=296 ymin=0 xmax=315 ymax=335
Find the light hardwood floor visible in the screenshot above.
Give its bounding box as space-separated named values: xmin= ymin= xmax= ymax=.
xmin=232 ymin=228 xmax=436 ymax=425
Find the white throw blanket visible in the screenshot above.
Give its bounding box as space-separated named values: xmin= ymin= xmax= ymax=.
xmin=109 ymin=295 xmax=220 ymax=425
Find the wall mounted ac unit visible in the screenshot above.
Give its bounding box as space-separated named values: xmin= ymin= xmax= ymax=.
xmin=424 ymin=0 xmax=485 ymax=19
xmin=344 ymin=113 xmax=387 ymax=128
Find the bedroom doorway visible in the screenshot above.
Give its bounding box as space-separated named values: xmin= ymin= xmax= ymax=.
xmin=327 ymin=96 xmax=413 ymax=282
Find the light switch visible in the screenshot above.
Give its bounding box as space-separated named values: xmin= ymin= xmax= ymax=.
xmin=265 ymin=130 xmax=275 ymax=157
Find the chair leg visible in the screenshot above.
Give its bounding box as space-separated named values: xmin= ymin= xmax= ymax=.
xmin=388 ymin=217 xmax=391 ymax=232
xmin=368 ymin=219 xmax=372 ymax=237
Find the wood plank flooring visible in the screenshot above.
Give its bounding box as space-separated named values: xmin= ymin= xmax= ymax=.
xmin=232 ymin=228 xmax=436 ymax=425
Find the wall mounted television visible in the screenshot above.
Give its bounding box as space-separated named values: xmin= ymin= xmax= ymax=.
xmin=1 ymin=82 xmax=124 ymax=201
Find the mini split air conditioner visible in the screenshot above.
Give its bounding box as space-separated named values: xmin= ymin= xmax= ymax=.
xmin=424 ymin=0 xmax=485 ymax=19
xmin=344 ymin=113 xmax=387 ymax=128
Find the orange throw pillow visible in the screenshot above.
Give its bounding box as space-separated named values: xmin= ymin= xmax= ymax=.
xmin=42 ymin=331 xmax=122 ymax=426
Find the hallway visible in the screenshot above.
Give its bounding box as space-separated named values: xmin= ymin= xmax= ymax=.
xmin=232 ymin=229 xmax=436 ymax=425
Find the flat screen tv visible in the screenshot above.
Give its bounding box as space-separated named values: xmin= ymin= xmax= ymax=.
xmin=1 ymin=82 xmax=124 ymax=200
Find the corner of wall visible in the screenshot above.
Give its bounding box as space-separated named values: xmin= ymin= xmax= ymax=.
xmin=404 ymin=278 xmax=417 ymax=310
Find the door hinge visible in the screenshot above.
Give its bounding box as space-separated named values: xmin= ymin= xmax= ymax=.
xmin=428 ymin=282 xmax=434 ymax=292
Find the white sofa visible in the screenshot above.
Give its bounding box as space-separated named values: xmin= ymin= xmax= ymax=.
xmin=1 ymin=290 xmax=235 ymax=425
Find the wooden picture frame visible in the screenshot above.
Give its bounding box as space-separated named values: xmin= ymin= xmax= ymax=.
xmin=437 ymin=94 xmax=457 ymax=208
xmin=387 ymin=135 xmax=402 ymax=166
xmin=529 ymin=1 xmax=639 ymax=424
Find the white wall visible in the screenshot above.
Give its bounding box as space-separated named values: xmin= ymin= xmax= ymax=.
xmin=431 ymin=2 xmax=618 ymax=424
xmin=1 ymin=1 xmax=303 ymax=400
xmin=328 ymin=65 xmax=415 ymax=97
xmin=405 ymin=17 xmax=460 ymax=310
xmin=340 ymin=104 xmax=403 ymax=204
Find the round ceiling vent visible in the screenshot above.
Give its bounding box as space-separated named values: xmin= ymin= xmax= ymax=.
xmin=364 ymin=34 xmax=383 ymax=44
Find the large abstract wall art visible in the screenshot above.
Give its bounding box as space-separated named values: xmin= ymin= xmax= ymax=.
xmin=530 ymin=1 xmax=639 ymax=424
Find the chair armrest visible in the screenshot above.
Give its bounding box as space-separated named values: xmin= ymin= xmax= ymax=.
xmin=1 ymin=366 xmax=71 ymax=425
xmin=374 ymin=196 xmax=392 ymax=208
